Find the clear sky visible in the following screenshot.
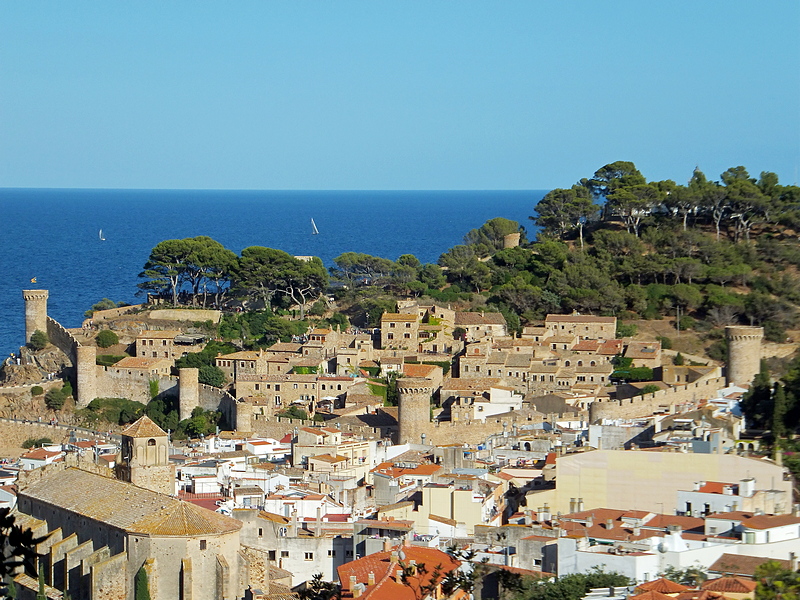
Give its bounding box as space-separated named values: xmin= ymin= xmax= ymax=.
xmin=1 ymin=1 xmax=798 ymax=190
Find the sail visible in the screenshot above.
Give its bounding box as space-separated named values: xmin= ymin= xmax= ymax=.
xmin=311 ymin=218 xmax=319 ymax=235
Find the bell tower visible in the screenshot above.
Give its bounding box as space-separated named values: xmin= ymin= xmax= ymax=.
xmin=117 ymin=415 xmax=174 ymax=495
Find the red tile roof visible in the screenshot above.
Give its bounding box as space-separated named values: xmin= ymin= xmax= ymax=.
xmin=636 ymin=578 xmax=691 ymax=593
xmin=701 ymin=577 xmax=757 ymax=593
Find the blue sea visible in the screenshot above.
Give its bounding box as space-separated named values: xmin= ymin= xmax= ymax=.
xmin=0 ymin=189 xmax=545 ymax=356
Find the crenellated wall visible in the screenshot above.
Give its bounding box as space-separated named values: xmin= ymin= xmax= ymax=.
xmin=589 ymin=376 xmax=728 ymax=422
xmin=46 ymin=316 xmax=79 ymax=365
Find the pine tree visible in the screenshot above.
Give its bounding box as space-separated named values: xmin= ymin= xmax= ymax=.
xmin=772 ymin=383 xmax=788 ymax=443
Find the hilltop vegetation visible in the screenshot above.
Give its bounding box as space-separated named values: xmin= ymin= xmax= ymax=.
xmin=135 ymin=161 xmax=800 ymax=350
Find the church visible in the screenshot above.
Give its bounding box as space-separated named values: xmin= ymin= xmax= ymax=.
xmin=13 ymin=416 xmax=271 ymax=600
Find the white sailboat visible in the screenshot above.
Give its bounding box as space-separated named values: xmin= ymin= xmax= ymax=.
xmin=99 ymin=229 xmax=106 ymax=241
xmin=311 ymin=218 xmax=319 ymax=235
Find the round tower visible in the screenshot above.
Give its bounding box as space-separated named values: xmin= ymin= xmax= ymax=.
xmin=179 ymin=367 xmax=200 ymax=421
xmin=725 ymin=325 xmax=764 ymax=387
xmin=503 ymin=232 xmax=521 ymax=249
xmin=397 ymin=377 xmax=432 ymax=445
xmin=22 ymin=289 xmax=49 ymax=343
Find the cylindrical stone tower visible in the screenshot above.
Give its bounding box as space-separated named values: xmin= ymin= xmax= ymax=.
xmin=75 ymin=345 xmax=97 ymax=407
xmin=23 ymin=289 xmax=49 ymax=343
xmin=397 ymin=377 xmax=432 ymax=445
xmin=503 ymin=232 xmax=521 ymax=249
xmin=725 ymin=325 xmax=764 ymax=387
xmin=179 ymin=367 xmax=200 ymax=421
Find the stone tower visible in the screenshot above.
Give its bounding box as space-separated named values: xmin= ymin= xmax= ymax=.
xmin=397 ymin=377 xmax=432 ymax=445
xmin=725 ymin=325 xmax=764 ymax=387
xmin=75 ymin=345 xmax=97 ymax=408
xmin=117 ymin=415 xmax=174 ymax=495
xmin=179 ymin=367 xmax=200 ymax=421
xmin=503 ymin=232 xmax=521 ymax=249
xmin=22 ymin=289 xmax=49 ymax=343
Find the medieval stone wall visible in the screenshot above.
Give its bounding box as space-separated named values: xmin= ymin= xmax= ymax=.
xmin=46 ymin=317 xmax=79 ymax=365
xmin=589 ymin=375 xmax=728 ymax=422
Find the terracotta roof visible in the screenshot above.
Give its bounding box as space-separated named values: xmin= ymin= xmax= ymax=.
xmin=310 ymin=454 xmax=348 ymax=464
xmin=21 ymin=468 xmax=240 ymax=536
xmin=546 ymin=315 xmax=616 ymax=323
xmin=381 ymin=313 xmax=418 ymax=322
xmin=630 ymin=591 xmax=675 ymax=600
xmin=338 ymin=545 xmax=461 ymax=600
xmin=625 ymin=341 xmax=661 ymax=359
xmin=455 ymin=312 xmax=506 ymax=326
xmin=701 ymin=577 xmax=757 ymax=593
xmin=403 ymin=364 xmax=439 ymax=378
xmin=637 ymin=578 xmax=691 ymax=594
xmin=572 ymin=340 xmax=601 ymax=351
xmin=113 ymin=356 xmax=173 ymax=369
xmin=708 ymin=553 xmax=790 ymax=577
xmin=137 ymin=330 xmax=183 ymax=338
xmin=22 ymin=449 xmax=62 ymax=460
xmin=120 ymin=415 xmax=168 ymax=438
xmin=674 ymin=591 xmax=727 ymax=600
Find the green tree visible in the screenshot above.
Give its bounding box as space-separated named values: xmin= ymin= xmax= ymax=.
xmin=673 ymin=352 xmax=685 ymax=366
xmin=95 ymin=329 xmax=119 ymax=348
xmin=29 ymin=330 xmax=48 ymax=351
xmin=771 ymin=383 xmax=788 ymax=442
xmin=138 ymin=238 xmax=193 ymax=305
xmin=275 ymin=256 xmax=329 ymax=319
xmin=464 ymin=217 xmax=526 ymax=256
xmin=135 ymin=565 xmax=152 ymax=600
xmin=84 ymin=298 xmax=127 ymax=318
xmin=740 ymin=361 xmax=772 ymax=429
xmin=754 ymin=560 xmax=800 ymax=599
xmin=44 ymin=387 xmax=65 ymax=410
xmin=330 ymin=252 xmax=396 ymax=287
xmin=533 ymin=186 xmax=598 ymax=248
xmin=30 ymin=386 xmax=44 ymax=396
xmin=0 ymin=508 xmax=47 ymax=597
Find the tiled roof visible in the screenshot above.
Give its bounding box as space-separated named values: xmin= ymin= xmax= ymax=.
xmin=546 ymin=315 xmax=616 ymax=323
xmin=120 ymin=415 xmax=167 ymax=438
xmin=22 ymin=449 xmax=62 ymax=460
xmin=113 ymin=357 xmax=172 ymax=369
xmin=701 ymin=577 xmax=757 ymax=593
xmin=338 ymin=545 xmax=461 ymax=600
xmin=625 ymin=341 xmax=661 ymax=358
xmin=636 ymin=578 xmax=691 ymax=593
xmin=630 ymin=591 xmax=675 ymax=600
xmin=455 ymin=312 xmax=506 ymax=326
xmin=403 ymin=364 xmax=439 ymax=378
xmin=381 ymin=313 xmax=418 ymax=322
xmin=137 ymin=330 xmax=183 ymax=338
xmin=21 ymin=468 xmax=241 ymax=536
xmin=707 ymin=552 xmax=790 ymax=577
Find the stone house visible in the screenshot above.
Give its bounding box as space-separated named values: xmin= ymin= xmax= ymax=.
xmin=380 ymin=313 xmax=419 ymax=350
xmin=454 ymin=311 xmax=507 ymax=341
xmin=624 ymin=341 xmax=662 ymax=369
xmin=110 ymin=356 xmax=173 ymax=377
xmin=544 ymin=314 xmax=617 ymax=339
xmin=136 ymin=330 xmax=203 ymax=360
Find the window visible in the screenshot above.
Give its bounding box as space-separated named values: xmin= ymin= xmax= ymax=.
xmin=269 ymin=550 xmax=276 ymax=561
xmin=275 ymin=384 xmax=281 ymax=391
xmin=258 ymin=528 xmax=263 ymax=537
xmin=305 ymin=552 xmax=314 ymax=560
xmin=147 ymin=439 xmax=156 ymax=446
xmin=390 ymin=323 xmax=396 ymax=328
xmin=405 ymin=323 xmax=411 ymax=328
xmin=255 ymin=384 xmax=260 ymax=391
xmin=404 ymin=333 xmax=411 ymax=339
xmin=346 ymin=550 xmax=353 ymax=557
xmin=328 ymin=550 xmax=336 ymax=557
xmin=200 ymin=540 xmax=207 ymax=550
xmin=387 ymin=333 xmax=394 ymax=340
xmin=281 ymin=550 xmax=289 ymax=557
xmin=275 ymin=396 xmax=281 ymax=405
xmin=293 ymin=384 xmax=298 ymax=389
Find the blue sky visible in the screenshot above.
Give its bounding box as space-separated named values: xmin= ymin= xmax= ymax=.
xmin=1 ymin=2 xmax=798 ymax=190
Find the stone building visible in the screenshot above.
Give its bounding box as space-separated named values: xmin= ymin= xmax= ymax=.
xmin=544 ymin=314 xmax=617 ymax=340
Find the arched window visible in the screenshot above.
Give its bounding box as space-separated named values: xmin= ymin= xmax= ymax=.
xmin=147 ymin=439 xmax=156 ymax=446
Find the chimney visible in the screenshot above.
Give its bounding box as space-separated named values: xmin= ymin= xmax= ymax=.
xmin=539 ymin=504 xmax=551 ymax=522
xmin=524 ymin=509 xmax=533 ymax=525
xmin=633 ymin=526 xmax=641 ymax=536
xmin=383 ymin=538 xmax=392 ymax=552
xmin=569 ymin=498 xmax=577 ymax=513
xmin=289 ymin=510 xmax=298 ymax=537
xmin=790 ymin=552 xmax=797 ymax=571
xmin=315 ymin=506 xmax=322 ymax=537
xmin=394 ymin=568 xmax=403 ymax=583
xmin=605 ymin=518 xmax=614 ymax=530
xmin=577 ymin=498 xmax=585 ymax=512
xmin=368 ymin=572 xmax=375 ymax=586
xmin=349 ymin=576 xmax=357 ymax=591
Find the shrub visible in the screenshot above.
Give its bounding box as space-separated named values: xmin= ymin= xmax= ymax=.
xmin=95 ymin=329 xmax=119 ymax=348
xmin=22 ymin=437 xmax=52 ymax=449
xmin=656 ymin=336 xmax=673 ymax=350
xmin=616 ymin=323 xmax=638 ymax=338
xmin=673 ymin=352 xmax=685 ymax=366
xmin=678 ymin=316 xmax=696 ymax=331
xmin=29 ymin=330 xmax=48 ymax=351
xmin=97 ymin=354 xmax=128 ymax=367
xmin=79 ymin=397 xmax=146 ymax=426
xmin=639 ymin=384 xmax=661 ymax=396
xmin=61 ymin=381 xmax=73 ymax=398
xmin=30 ymin=386 xmax=44 ymax=396
xmin=44 ymin=388 xmax=65 ymax=410
xmin=278 ymin=406 xmax=308 ymax=421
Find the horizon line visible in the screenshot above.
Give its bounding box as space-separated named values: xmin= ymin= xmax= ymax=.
xmin=0 ymin=186 xmax=550 ymax=193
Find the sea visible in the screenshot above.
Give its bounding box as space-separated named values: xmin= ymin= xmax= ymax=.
xmin=0 ymin=189 xmax=546 ymax=357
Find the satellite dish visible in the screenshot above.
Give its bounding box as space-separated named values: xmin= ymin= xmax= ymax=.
xmin=398 ymin=549 xmax=406 ymax=561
